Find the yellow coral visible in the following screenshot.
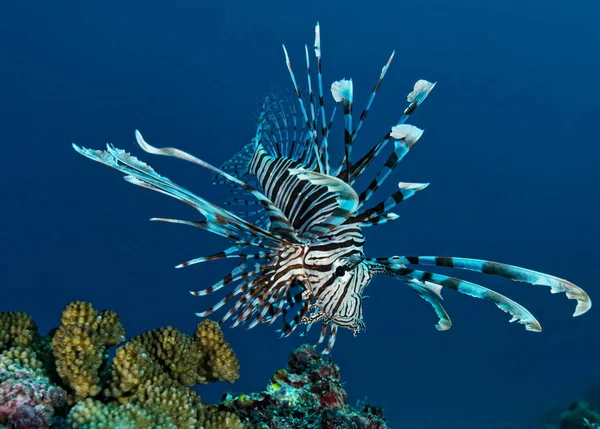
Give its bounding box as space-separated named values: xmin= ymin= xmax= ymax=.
xmin=108 ymin=341 xmax=175 ymax=403
xmin=135 ymin=326 xmax=200 ymax=386
xmin=52 ymin=323 xmax=104 ymax=399
xmin=51 ymin=301 xmax=127 ymax=401
xmin=68 ymin=398 xmax=177 ymax=429
xmin=0 ymin=345 xmax=45 ymax=375
xmin=0 ymin=311 xmax=60 ymax=378
xmin=0 ymin=311 xmax=37 ymax=350
xmin=108 ymin=320 xmax=239 ymax=403
xmin=3 ymin=302 xmax=244 ymax=428
xmin=135 ymin=383 xmax=201 ymax=428
xmin=59 ymin=301 xmax=98 ymax=327
xmin=199 ymin=408 xmax=251 ymax=429
xmin=195 ymin=320 xmax=239 ymax=384
xmin=93 ymin=309 xmax=126 ymax=346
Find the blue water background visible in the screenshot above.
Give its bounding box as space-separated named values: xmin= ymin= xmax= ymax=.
xmin=1 ymin=1 xmax=599 ymax=427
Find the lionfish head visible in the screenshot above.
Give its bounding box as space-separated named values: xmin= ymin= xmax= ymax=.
xmin=307 ymin=251 xmax=371 ymax=335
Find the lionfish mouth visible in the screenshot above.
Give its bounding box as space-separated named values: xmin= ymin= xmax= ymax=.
xmin=72 ymin=23 xmax=590 ymax=354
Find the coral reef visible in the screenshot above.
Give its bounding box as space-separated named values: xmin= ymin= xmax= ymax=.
xmin=539 ymin=398 xmax=600 ymax=429
xmin=67 ymin=398 xmax=178 ymax=428
xmin=586 ymin=418 xmax=600 ymax=429
xmin=0 ymin=366 xmax=67 ymax=429
xmin=107 ymin=320 xmax=239 ymax=404
xmin=221 ymin=344 xmax=389 ymax=429
xmin=11 ymin=296 xmax=600 ymax=429
xmin=0 ymin=302 xmax=391 ymax=428
xmin=51 ymin=301 xmax=122 ymax=401
xmin=0 ymin=310 xmax=67 ymax=428
xmin=0 ymin=312 xmax=37 ymax=350
xmin=585 ymin=380 xmax=600 ymax=414
xmin=0 ymin=302 xmax=246 ymax=429
xmin=560 ymin=402 xmax=600 ymax=429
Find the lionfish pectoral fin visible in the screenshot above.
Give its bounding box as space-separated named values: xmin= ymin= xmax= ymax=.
xmin=72 ymin=143 xmax=284 ymax=246
xmin=72 ymin=144 xmax=203 ymax=211
xmin=373 ymin=262 xmax=542 ymax=332
xmin=406 ymin=279 xmax=452 ymax=331
xmin=174 ymin=244 xmax=264 ymax=269
xmin=367 ymin=257 xmax=451 ymax=330
xmin=190 ymin=262 xmax=262 ymax=297
xmin=135 ymin=130 xmax=301 ymax=243
xmin=395 ymin=256 xmax=591 ymax=317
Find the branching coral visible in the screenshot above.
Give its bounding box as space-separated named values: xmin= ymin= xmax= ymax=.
xmin=195 ymin=320 xmax=240 ymax=384
xmin=134 ymin=384 xmax=201 ymax=428
xmin=71 ymin=316 xmax=243 ymax=429
xmin=52 ymin=323 xmax=105 ymax=400
xmin=67 ymin=398 xmax=177 ymax=429
xmin=51 ymin=301 xmax=126 ymax=401
xmin=199 ymin=408 xmax=250 ymax=429
xmin=0 ymin=311 xmax=68 ymax=428
xmin=107 ymin=321 xmax=239 ymax=404
xmin=0 ymin=346 xmax=45 ymax=376
xmin=0 ymin=312 xmax=37 ymax=351
xmin=92 ymin=310 xmax=126 ymax=347
xmin=1 ymin=302 xmax=246 ymax=428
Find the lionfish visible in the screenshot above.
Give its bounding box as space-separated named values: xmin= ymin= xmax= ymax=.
xmin=73 ymin=23 xmax=591 ymax=354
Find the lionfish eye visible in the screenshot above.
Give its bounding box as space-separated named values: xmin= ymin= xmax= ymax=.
xmin=334 ymin=266 xmax=346 ymax=277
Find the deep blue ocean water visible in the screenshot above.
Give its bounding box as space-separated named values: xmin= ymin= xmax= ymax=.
xmin=2 ymin=1 xmax=599 ymax=427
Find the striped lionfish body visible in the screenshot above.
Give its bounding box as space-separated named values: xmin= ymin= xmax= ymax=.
xmin=73 ymin=23 xmax=591 ymax=354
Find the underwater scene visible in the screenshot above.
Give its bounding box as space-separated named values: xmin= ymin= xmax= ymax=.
xmin=2 ymin=0 xmax=599 ymax=428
